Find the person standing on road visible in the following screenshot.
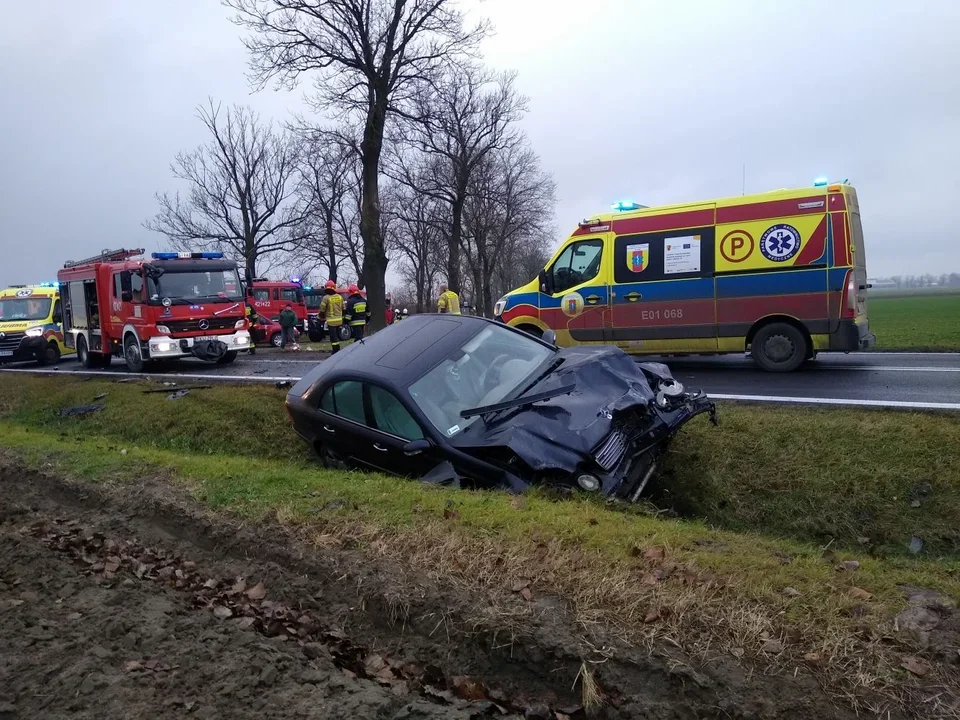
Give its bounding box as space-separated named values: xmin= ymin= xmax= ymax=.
xmin=279 ymin=303 xmax=300 ymax=351
xmin=317 ymin=280 xmax=344 ymax=354
xmin=344 ymin=284 xmax=369 ymax=341
xmin=437 ymin=284 xmax=461 ymax=315
xmin=245 ymin=302 xmax=258 ymax=355
xmin=385 ymin=293 xmax=395 ymax=325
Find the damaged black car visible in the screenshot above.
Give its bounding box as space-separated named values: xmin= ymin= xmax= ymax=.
xmin=286 ymin=314 xmax=716 ymax=501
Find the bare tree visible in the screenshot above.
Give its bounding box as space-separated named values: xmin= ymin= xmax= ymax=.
xmin=145 ymin=100 xmax=302 ymax=278
xmin=462 ymin=141 xmax=556 ymax=316
xmin=387 ymin=167 xmax=447 ymax=312
xmin=390 ymin=64 xmax=527 ymax=294
xmin=293 ymin=128 xmax=362 ymax=283
xmin=224 ymin=0 xmax=490 ymax=330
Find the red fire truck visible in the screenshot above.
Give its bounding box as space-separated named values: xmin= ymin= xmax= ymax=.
xmin=57 ymin=248 xmax=251 ymax=372
xmin=246 ymin=279 xmax=307 ymax=330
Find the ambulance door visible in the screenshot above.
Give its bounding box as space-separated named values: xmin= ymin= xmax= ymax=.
xmin=610 ymin=228 xmax=718 ymax=353
xmin=539 ymin=235 xmax=612 ymax=345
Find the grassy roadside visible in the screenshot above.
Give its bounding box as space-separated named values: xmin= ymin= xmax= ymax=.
xmin=1 ymin=375 xmax=958 ymax=710
xmin=870 ymin=294 xmax=960 ymax=351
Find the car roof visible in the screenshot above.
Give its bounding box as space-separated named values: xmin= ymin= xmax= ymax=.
xmin=293 ymin=314 xmax=533 ymax=391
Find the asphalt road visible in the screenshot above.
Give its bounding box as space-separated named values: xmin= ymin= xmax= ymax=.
xmin=2 ymin=350 xmax=959 ymax=411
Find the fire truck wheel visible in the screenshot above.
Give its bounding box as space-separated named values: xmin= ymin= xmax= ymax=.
xmin=270 ymin=332 xmax=282 ymax=348
xmin=77 ymin=335 xmax=94 ymax=369
xmin=97 ymin=352 xmax=112 ymax=369
xmin=217 ymin=351 xmax=238 ymax=365
xmin=36 ymin=342 xmax=60 ymax=366
xmin=123 ymin=334 xmax=145 ymax=373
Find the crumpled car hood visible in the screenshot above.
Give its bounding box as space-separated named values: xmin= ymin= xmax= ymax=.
xmin=459 ymin=346 xmax=660 ymax=473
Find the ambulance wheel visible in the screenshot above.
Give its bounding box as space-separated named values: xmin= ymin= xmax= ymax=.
xmin=37 ymin=342 xmax=60 ymax=366
xmin=752 ymin=323 xmax=807 ymax=373
xmin=77 ymin=336 xmax=94 ymax=369
xmin=270 ymin=332 xmax=282 ymax=348
xmin=123 ymin=334 xmax=145 ymax=373
xmin=217 ymin=351 xmax=238 ymax=365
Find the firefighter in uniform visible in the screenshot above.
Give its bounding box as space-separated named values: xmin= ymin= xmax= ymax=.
xmin=344 ymin=284 xmax=370 ymax=341
xmin=317 ymin=280 xmax=344 ymax=354
xmin=437 ymin=284 xmax=461 ymax=315
xmin=245 ymin=302 xmax=258 ymax=355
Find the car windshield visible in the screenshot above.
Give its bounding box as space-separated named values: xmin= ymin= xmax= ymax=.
xmin=0 ymin=297 xmax=52 ymax=322
xmin=408 ymin=324 xmax=555 ymax=438
xmin=147 ymin=269 xmax=243 ymax=304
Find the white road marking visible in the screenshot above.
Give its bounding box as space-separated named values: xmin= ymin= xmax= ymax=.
xmin=0 ymin=368 xmax=302 ymax=383
xmin=710 ymin=394 xmax=960 ymax=411
xmin=807 ymin=366 xmax=960 ymax=373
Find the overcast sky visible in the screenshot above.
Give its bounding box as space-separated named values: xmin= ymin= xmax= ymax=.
xmin=1 ymin=0 xmax=958 ymax=290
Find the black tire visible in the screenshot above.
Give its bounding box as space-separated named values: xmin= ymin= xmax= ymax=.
xmin=123 ymin=334 xmax=145 ymax=373
xmin=270 ymin=332 xmax=282 ymax=348
xmin=308 ymin=331 xmax=323 ymax=342
xmin=337 ymin=325 xmax=351 ymax=342
xmin=37 ymin=342 xmax=60 ymax=366
xmin=751 ymin=323 xmax=807 ymax=373
xmin=217 ymin=350 xmax=238 ymax=365
xmin=312 ymin=442 xmax=348 ymax=470
xmin=77 ymin=335 xmax=95 ymax=369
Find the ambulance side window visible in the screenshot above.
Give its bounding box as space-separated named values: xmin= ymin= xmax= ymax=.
xmin=549 ymin=239 xmax=603 ymax=294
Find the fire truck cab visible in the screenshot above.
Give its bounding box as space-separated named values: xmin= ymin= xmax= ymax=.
xmin=246 ymin=279 xmax=307 ymax=331
xmin=57 ymin=249 xmax=251 ymax=372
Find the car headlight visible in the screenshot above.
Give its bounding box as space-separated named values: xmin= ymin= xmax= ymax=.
xmin=25 ymin=326 xmax=44 ymax=337
xmin=156 ymin=324 xmax=171 ymax=335
xmin=235 ymin=319 xmax=246 ymax=329
xmin=493 ymin=297 xmax=506 ymax=317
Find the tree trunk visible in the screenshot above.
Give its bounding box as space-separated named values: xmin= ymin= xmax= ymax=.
xmin=325 ymin=211 xmax=337 ymax=283
xmin=446 ymin=198 xmax=465 ymax=293
xmin=359 ymin=98 xmax=388 ymax=331
xmin=244 ymin=239 xmax=257 ymax=282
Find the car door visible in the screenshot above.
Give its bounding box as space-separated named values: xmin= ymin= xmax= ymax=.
xmin=610 ymin=227 xmax=718 ymax=353
xmin=315 ymin=380 xmax=372 ymax=465
xmin=541 ymin=236 xmax=612 ymax=344
xmin=362 ymin=384 xmax=439 ymax=477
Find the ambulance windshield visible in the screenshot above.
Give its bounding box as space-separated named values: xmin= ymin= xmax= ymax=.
xmin=147 ymin=269 xmax=244 ymax=305
xmin=0 ymin=298 xmax=52 ymax=322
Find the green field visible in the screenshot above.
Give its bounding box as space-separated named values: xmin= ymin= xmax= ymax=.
xmin=869 ymin=291 xmax=960 ymax=351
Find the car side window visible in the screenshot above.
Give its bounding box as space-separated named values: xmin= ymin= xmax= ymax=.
xmin=320 ymin=381 xmax=366 ymax=424
xmin=368 ymin=385 xmax=424 ymax=441
xmin=550 ymin=239 xmax=603 ymax=294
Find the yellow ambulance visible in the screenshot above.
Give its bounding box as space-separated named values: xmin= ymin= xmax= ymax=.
xmin=494 ymin=179 xmax=874 ymax=372
xmin=0 ymin=283 xmax=72 ymax=365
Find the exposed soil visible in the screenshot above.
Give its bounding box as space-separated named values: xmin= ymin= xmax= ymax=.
xmin=0 ymin=462 xmax=940 ymax=719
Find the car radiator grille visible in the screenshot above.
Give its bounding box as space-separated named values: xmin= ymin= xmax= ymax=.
xmin=0 ymin=332 xmax=25 ymax=353
xmin=595 ymin=428 xmax=628 ymax=471
xmin=165 ymin=318 xmax=236 ymax=333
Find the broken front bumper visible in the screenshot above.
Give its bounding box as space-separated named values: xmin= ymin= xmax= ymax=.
xmin=147 ymin=331 xmax=251 ymax=359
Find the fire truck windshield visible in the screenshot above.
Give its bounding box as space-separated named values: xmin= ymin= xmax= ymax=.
xmin=0 ymin=298 xmax=52 ymax=321
xmin=147 ymin=269 xmax=243 ymax=305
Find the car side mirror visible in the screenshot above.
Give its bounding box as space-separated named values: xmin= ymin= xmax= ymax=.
xmin=53 ymin=309 xmax=63 ymax=324
xmin=420 ymin=460 xmax=460 ymax=488
xmin=403 ymin=438 xmax=433 ymax=456
xmin=541 ymin=329 xmax=557 ymax=347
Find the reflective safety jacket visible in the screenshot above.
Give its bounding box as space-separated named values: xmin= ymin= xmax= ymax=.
xmin=345 ymin=294 xmax=369 ymax=327
xmin=318 ymin=292 xmax=344 ymax=327
xmin=437 ymin=290 xmax=461 ymax=315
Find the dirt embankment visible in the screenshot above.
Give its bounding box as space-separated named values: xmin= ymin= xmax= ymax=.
xmin=0 ymin=463 xmax=928 ymax=720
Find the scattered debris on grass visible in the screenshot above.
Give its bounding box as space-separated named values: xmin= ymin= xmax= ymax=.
xmin=57 ymin=403 xmax=105 ymax=417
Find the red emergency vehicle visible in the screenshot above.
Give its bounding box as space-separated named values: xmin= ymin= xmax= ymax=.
xmin=246 ymin=279 xmax=307 ymax=330
xmin=57 ymin=249 xmax=251 ymax=371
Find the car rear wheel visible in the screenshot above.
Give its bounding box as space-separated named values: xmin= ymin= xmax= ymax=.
xmin=751 ymin=323 xmax=807 ymax=373
xmin=312 ymin=442 xmax=348 ymax=470
xmin=270 ymin=332 xmax=282 ymax=348
xmin=123 ymin=334 xmax=145 ymax=372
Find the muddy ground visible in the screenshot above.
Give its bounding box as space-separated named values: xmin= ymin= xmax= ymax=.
xmin=0 ymin=463 xmax=928 ymax=720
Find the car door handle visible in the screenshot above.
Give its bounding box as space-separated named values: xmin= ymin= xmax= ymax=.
xmin=624 ymin=292 xmax=642 ymax=302
xmin=373 ymin=443 xmax=388 ymax=452
xmin=322 ymin=425 xmax=335 ymax=434
xmin=585 ymin=294 xmax=602 ymax=304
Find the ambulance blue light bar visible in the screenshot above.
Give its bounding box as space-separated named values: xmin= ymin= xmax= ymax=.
xmin=151 ymin=252 xmax=225 ymax=260
xmin=38 ymin=281 xmax=59 ymax=288
xmin=611 ymin=200 xmax=645 ymax=212
xmin=813 ymin=177 xmax=829 ymax=187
